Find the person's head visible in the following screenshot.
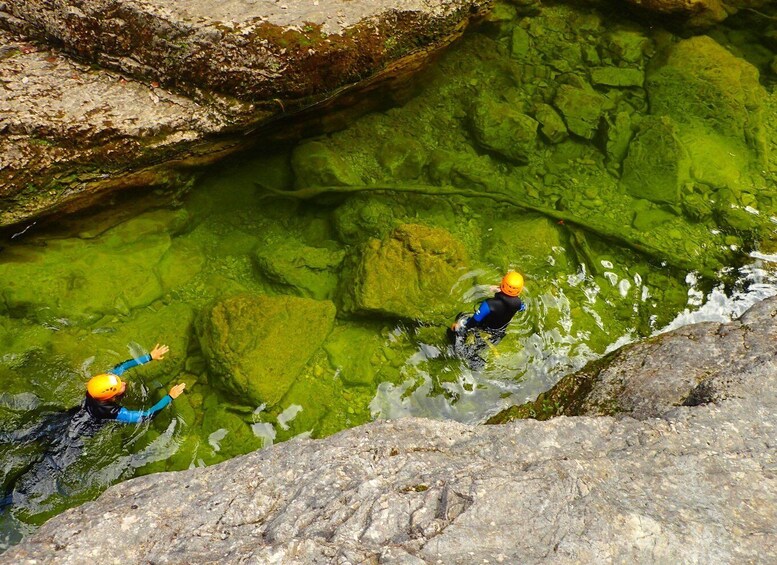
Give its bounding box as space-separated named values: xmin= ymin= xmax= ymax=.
xmin=500 ymin=271 xmax=524 ymax=297
xmin=86 ymin=373 xmax=126 ymax=401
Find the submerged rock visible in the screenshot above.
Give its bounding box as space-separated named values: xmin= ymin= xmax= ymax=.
xmin=7 ymin=297 xmax=777 ymax=563
xmin=468 ymin=96 xmax=539 ymax=164
xmin=291 ymin=140 xmax=363 ymax=188
xmin=646 ymin=35 xmax=766 ymax=160
xmin=196 ymin=293 xmax=336 ymax=407
xmin=253 ymin=237 xmax=345 ymax=300
xmin=339 ymin=223 xmax=469 ymax=323
xmin=620 ymin=116 xmax=690 ymax=205
xmin=553 ymin=84 xmax=605 ymax=140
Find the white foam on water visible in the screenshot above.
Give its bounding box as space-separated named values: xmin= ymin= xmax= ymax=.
xmin=370 ymin=255 xmax=777 ymax=426
xmin=277 ymin=404 xmax=303 ymax=430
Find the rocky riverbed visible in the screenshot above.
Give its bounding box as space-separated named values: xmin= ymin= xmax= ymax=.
xmin=5 ymin=295 xmax=776 ymax=564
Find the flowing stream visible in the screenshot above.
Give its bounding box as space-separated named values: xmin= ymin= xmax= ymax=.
xmin=1 ymin=0 xmax=776 ymax=550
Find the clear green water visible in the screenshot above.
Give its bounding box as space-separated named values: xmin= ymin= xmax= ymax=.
xmin=2 ymin=0 xmax=776 ymax=550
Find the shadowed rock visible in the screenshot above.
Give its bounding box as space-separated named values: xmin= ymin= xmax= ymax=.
xmin=0 ymin=0 xmax=491 ymax=226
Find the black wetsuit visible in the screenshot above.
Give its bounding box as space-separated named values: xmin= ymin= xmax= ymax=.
xmin=451 ymin=291 xmax=525 ymax=370
xmin=1 ymin=354 xmax=169 ymax=516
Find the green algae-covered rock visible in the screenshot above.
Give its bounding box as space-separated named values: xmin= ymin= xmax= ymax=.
xmin=590 ymin=67 xmax=644 ymax=88
xmin=200 ymin=396 xmax=264 ymax=462
xmin=155 ymin=238 xmax=206 ymax=295
xmin=604 ymin=110 xmax=634 ymax=174
xmin=254 ymin=238 xmax=345 ymax=300
xmin=0 ymin=216 xmax=171 ymax=324
xmin=339 ymin=224 xmax=468 ymax=323
xmin=377 ymin=138 xmax=427 ymax=180
xmin=468 ymin=97 xmax=539 ymax=164
xmin=483 ymin=215 xmax=568 ymax=275
xmin=510 ymin=26 xmax=531 ymax=59
xmin=646 ymin=36 xmax=766 ymax=157
xmin=333 ymin=197 xmax=402 ymax=243
xmin=533 ymin=103 xmax=568 ymax=144
xmin=323 ymin=324 xmax=389 ymax=387
xmin=291 ymin=140 xmax=362 ymax=188
xmin=631 ymin=199 xmax=677 ymax=232
xmin=197 ymin=293 xmax=336 ymax=408
xmin=621 ymin=116 xmax=690 ymax=205
xmin=553 ymin=84 xmax=605 ymax=139
xmin=600 ymin=29 xmax=651 ymax=65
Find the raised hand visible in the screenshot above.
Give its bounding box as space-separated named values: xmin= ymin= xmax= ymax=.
xmin=168 ymin=383 xmax=186 ymax=399
xmin=150 ymin=343 xmax=170 ymax=361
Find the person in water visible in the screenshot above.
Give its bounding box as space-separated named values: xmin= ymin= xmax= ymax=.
xmin=1 ymin=344 xmax=186 ymax=515
xmin=449 ymin=271 xmax=526 ymax=370
xmin=85 ymin=343 xmax=186 ymax=423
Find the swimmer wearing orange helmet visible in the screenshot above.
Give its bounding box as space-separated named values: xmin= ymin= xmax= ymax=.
xmin=85 ymin=344 xmax=185 ymax=423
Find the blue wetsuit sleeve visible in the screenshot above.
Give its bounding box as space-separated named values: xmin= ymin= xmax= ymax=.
xmin=109 ymin=354 xmax=153 ymax=376
xmin=465 ymin=301 xmax=491 ymax=328
xmin=519 ymin=301 xmax=526 ymax=312
xmin=116 ymin=395 xmax=172 ymax=424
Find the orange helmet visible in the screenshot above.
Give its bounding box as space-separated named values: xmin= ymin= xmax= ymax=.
xmin=87 ymin=373 xmax=125 ymax=400
xmin=500 ymin=271 xmax=524 ymax=296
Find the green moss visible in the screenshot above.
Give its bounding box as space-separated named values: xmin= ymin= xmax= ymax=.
xmin=553 ymin=84 xmax=605 ymax=139
xmin=253 ymin=235 xmax=344 ymax=300
xmin=291 ymin=140 xmax=363 ymax=188
xmin=197 ymin=293 xmax=336 ymax=407
xmin=468 ymin=96 xmax=539 ymax=164
xmin=533 ymin=103 xmax=568 ymax=144
xmin=621 ymin=116 xmax=690 ymax=205
xmin=590 ymin=66 xmax=644 ymax=87
xmin=646 ymin=35 xmax=767 ymax=158
xmin=339 ymin=224 xmax=469 ymax=323
xmin=484 ymin=214 xmax=569 ymax=276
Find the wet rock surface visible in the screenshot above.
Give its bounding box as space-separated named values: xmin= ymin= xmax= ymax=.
xmin=6 ymin=297 xmax=777 ymax=563
xmin=0 ymin=0 xmax=490 ymax=226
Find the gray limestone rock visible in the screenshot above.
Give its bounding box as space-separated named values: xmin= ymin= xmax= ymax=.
xmin=5 ymin=297 xmax=777 ymax=563
xmin=0 ymin=0 xmax=490 ymax=226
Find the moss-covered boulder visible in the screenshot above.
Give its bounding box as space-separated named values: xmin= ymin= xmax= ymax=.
xmin=339 ymin=224 xmax=468 ymax=323
xmin=333 ymin=197 xmax=402 ymax=243
xmin=646 ymin=35 xmax=766 ymax=158
xmin=468 ymin=97 xmax=539 ymax=164
xmin=323 ymin=324 xmax=390 ymax=387
xmin=533 ymin=103 xmax=568 ymax=144
xmin=621 ymin=116 xmax=690 ymax=205
xmin=590 ymin=67 xmax=644 ymax=88
xmin=254 ymin=238 xmax=345 ymax=300
xmin=604 ymin=110 xmax=634 ymax=174
xmin=599 ymin=29 xmax=651 ymax=65
xmin=291 ymin=141 xmax=362 ymax=188
xmin=197 ymin=294 xmax=336 ymax=408
xmin=553 ymin=84 xmax=605 ymax=139
xmin=483 ymin=215 xmax=568 ymax=275
xmin=377 ymin=138 xmax=427 ymax=180
xmin=200 ymin=396 xmax=264 ymax=462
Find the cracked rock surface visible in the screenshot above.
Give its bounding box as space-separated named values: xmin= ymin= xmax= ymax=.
xmin=0 ymin=0 xmax=489 ymax=226
xmin=5 ymin=297 xmax=777 ymax=563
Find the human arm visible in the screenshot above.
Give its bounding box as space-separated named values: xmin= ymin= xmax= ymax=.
xmin=110 ymin=354 xmax=152 ymax=376
xmin=464 ymin=300 xmax=491 ymax=329
xmin=109 ymin=344 xmax=169 ymax=376
xmin=116 ymin=395 xmax=171 ymax=423
xmin=115 ymin=383 xmax=185 ymax=424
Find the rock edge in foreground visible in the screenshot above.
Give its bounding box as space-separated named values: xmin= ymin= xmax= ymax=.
xmin=5 ymin=297 xmax=777 ymax=564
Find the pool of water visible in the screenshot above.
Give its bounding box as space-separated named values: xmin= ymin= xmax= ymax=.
xmin=1 ymin=0 xmax=776 ymax=550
